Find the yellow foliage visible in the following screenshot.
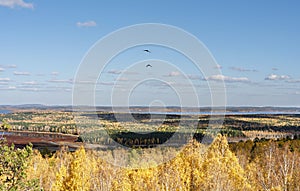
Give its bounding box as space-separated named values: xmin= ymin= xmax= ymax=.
xmin=52 ymin=164 xmax=67 ymax=191
xmin=62 ymin=146 xmax=91 ymax=191
xmin=196 ymin=134 xmax=252 ymax=191
xmin=22 ymin=134 xmax=300 ymax=191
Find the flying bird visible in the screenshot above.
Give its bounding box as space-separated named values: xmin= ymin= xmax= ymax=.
xmin=143 ymin=49 xmax=151 ymax=53
xmin=146 ymin=64 xmax=152 ymax=68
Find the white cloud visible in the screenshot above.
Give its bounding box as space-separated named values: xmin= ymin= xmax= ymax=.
xmin=73 ymin=80 xmax=94 ymax=84
xmin=107 ymin=69 xmax=138 ymax=75
xmin=76 ymin=21 xmax=97 ymax=27
xmin=48 ymin=79 xmax=73 ymax=84
xmin=51 ymin=72 xmax=59 ymax=76
xmin=22 ymin=81 xmax=38 ymax=85
xmin=43 ymin=86 xmax=74 ymax=92
xmin=0 ymin=85 xmax=16 ymax=91
xmin=0 ymin=78 xmax=11 ymax=82
xmin=107 ymin=70 xmax=139 ymax=75
xmin=64 ymin=88 xmax=72 ymax=92
xmin=205 ymin=74 xmax=250 ymax=83
xmin=8 ymin=86 xmax=16 ymax=90
xmin=0 ymin=68 xmax=4 ymax=72
xmin=108 ymin=70 xmax=122 ymax=74
xmin=7 ymin=64 xmax=17 ymax=68
xmin=0 ymin=64 xmax=16 ymax=69
xmin=214 ymin=64 xmax=222 ymax=69
xmin=168 ymin=71 xmax=181 ymax=77
xmin=286 ymin=79 xmax=300 ymax=83
xmin=229 ymin=66 xmax=258 ymax=72
xmin=14 ymin=71 xmax=30 ymax=76
xmin=99 ymin=81 xmax=114 ymax=86
xmin=19 ymin=87 xmax=38 ymax=91
xmin=118 ymin=77 xmax=129 ymax=81
xmin=0 ymin=0 xmax=33 ymax=9
xmin=265 ymin=74 xmax=290 ymax=80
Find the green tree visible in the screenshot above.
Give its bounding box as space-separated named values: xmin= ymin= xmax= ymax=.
xmin=1 ymin=119 xmax=12 ymax=131
xmin=0 ymin=140 xmax=39 ymax=191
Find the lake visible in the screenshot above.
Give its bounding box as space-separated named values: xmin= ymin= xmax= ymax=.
xmin=0 ymin=131 xmax=11 ymax=135
xmin=0 ymin=110 xmax=11 ymax=114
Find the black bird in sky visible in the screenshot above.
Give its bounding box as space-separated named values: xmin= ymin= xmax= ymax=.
xmin=146 ymin=64 xmax=152 ymax=68
xmin=143 ymin=49 xmax=151 ymax=53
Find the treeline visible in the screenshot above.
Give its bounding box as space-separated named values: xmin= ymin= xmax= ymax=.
xmin=0 ymin=111 xmax=78 ymax=135
xmin=0 ymin=119 xmax=78 ymax=135
xmin=80 ymin=130 xmax=204 ymax=148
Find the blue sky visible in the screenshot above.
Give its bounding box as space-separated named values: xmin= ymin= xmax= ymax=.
xmin=0 ymin=0 xmax=300 ymax=106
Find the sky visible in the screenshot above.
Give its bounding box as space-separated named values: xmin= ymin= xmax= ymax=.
xmin=0 ymin=0 xmax=300 ymax=107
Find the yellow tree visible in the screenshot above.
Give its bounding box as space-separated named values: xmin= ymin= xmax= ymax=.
xmin=52 ymin=164 xmax=67 ymax=191
xmin=247 ymin=142 xmax=299 ymax=191
xmin=110 ymin=168 xmax=131 ymax=191
xmin=157 ymin=156 xmax=181 ymax=190
xmin=196 ymin=134 xmax=251 ymax=191
xmin=173 ymin=140 xmax=204 ymax=190
xmin=59 ymin=146 xmax=91 ymax=191
xmin=26 ymin=150 xmax=53 ymax=190
xmin=155 ymin=140 xmax=203 ymax=190
xmin=88 ymin=151 xmax=116 ymax=191
xmin=126 ymin=168 xmax=159 ymax=191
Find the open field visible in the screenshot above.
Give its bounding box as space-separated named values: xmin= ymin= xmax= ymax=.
xmin=1 ymin=107 xmax=300 ymax=150
xmin=1 ymin=131 xmax=79 ymax=152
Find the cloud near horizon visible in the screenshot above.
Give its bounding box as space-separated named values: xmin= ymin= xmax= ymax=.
xmin=14 ymin=71 xmax=30 ymax=76
xmin=285 ymin=79 xmax=300 ymax=83
xmin=0 ymin=86 xmax=16 ymax=91
xmin=0 ymin=64 xmax=17 ymax=69
xmin=21 ymin=81 xmax=39 ymax=85
xmin=0 ymin=0 xmax=33 ymax=9
xmin=7 ymin=64 xmax=17 ymax=68
xmin=99 ymin=81 xmax=114 ymax=86
xmin=205 ymin=74 xmax=250 ymax=83
xmin=48 ymin=79 xmax=73 ymax=84
xmin=76 ymin=21 xmax=97 ymax=27
xmin=107 ymin=69 xmax=138 ymax=75
xmin=265 ymin=74 xmax=290 ymax=81
xmin=108 ymin=70 xmax=122 ymax=74
xmin=0 ymin=78 xmax=11 ymax=82
xmin=51 ymin=72 xmax=59 ymax=76
xmin=229 ymin=66 xmax=258 ymax=72
xmin=167 ymin=71 xmax=181 ymax=77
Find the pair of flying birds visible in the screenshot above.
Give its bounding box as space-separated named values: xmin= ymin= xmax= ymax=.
xmin=143 ymin=49 xmax=152 ymax=68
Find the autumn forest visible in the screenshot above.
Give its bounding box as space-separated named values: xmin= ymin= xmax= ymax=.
xmin=1 ymin=108 xmax=300 ymax=190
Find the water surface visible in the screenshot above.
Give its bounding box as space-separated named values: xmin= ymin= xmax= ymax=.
xmin=0 ymin=110 xmax=11 ymax=114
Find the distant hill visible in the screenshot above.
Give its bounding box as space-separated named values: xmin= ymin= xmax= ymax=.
xmin=1 ymin=104 xmax=300 ymax=114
